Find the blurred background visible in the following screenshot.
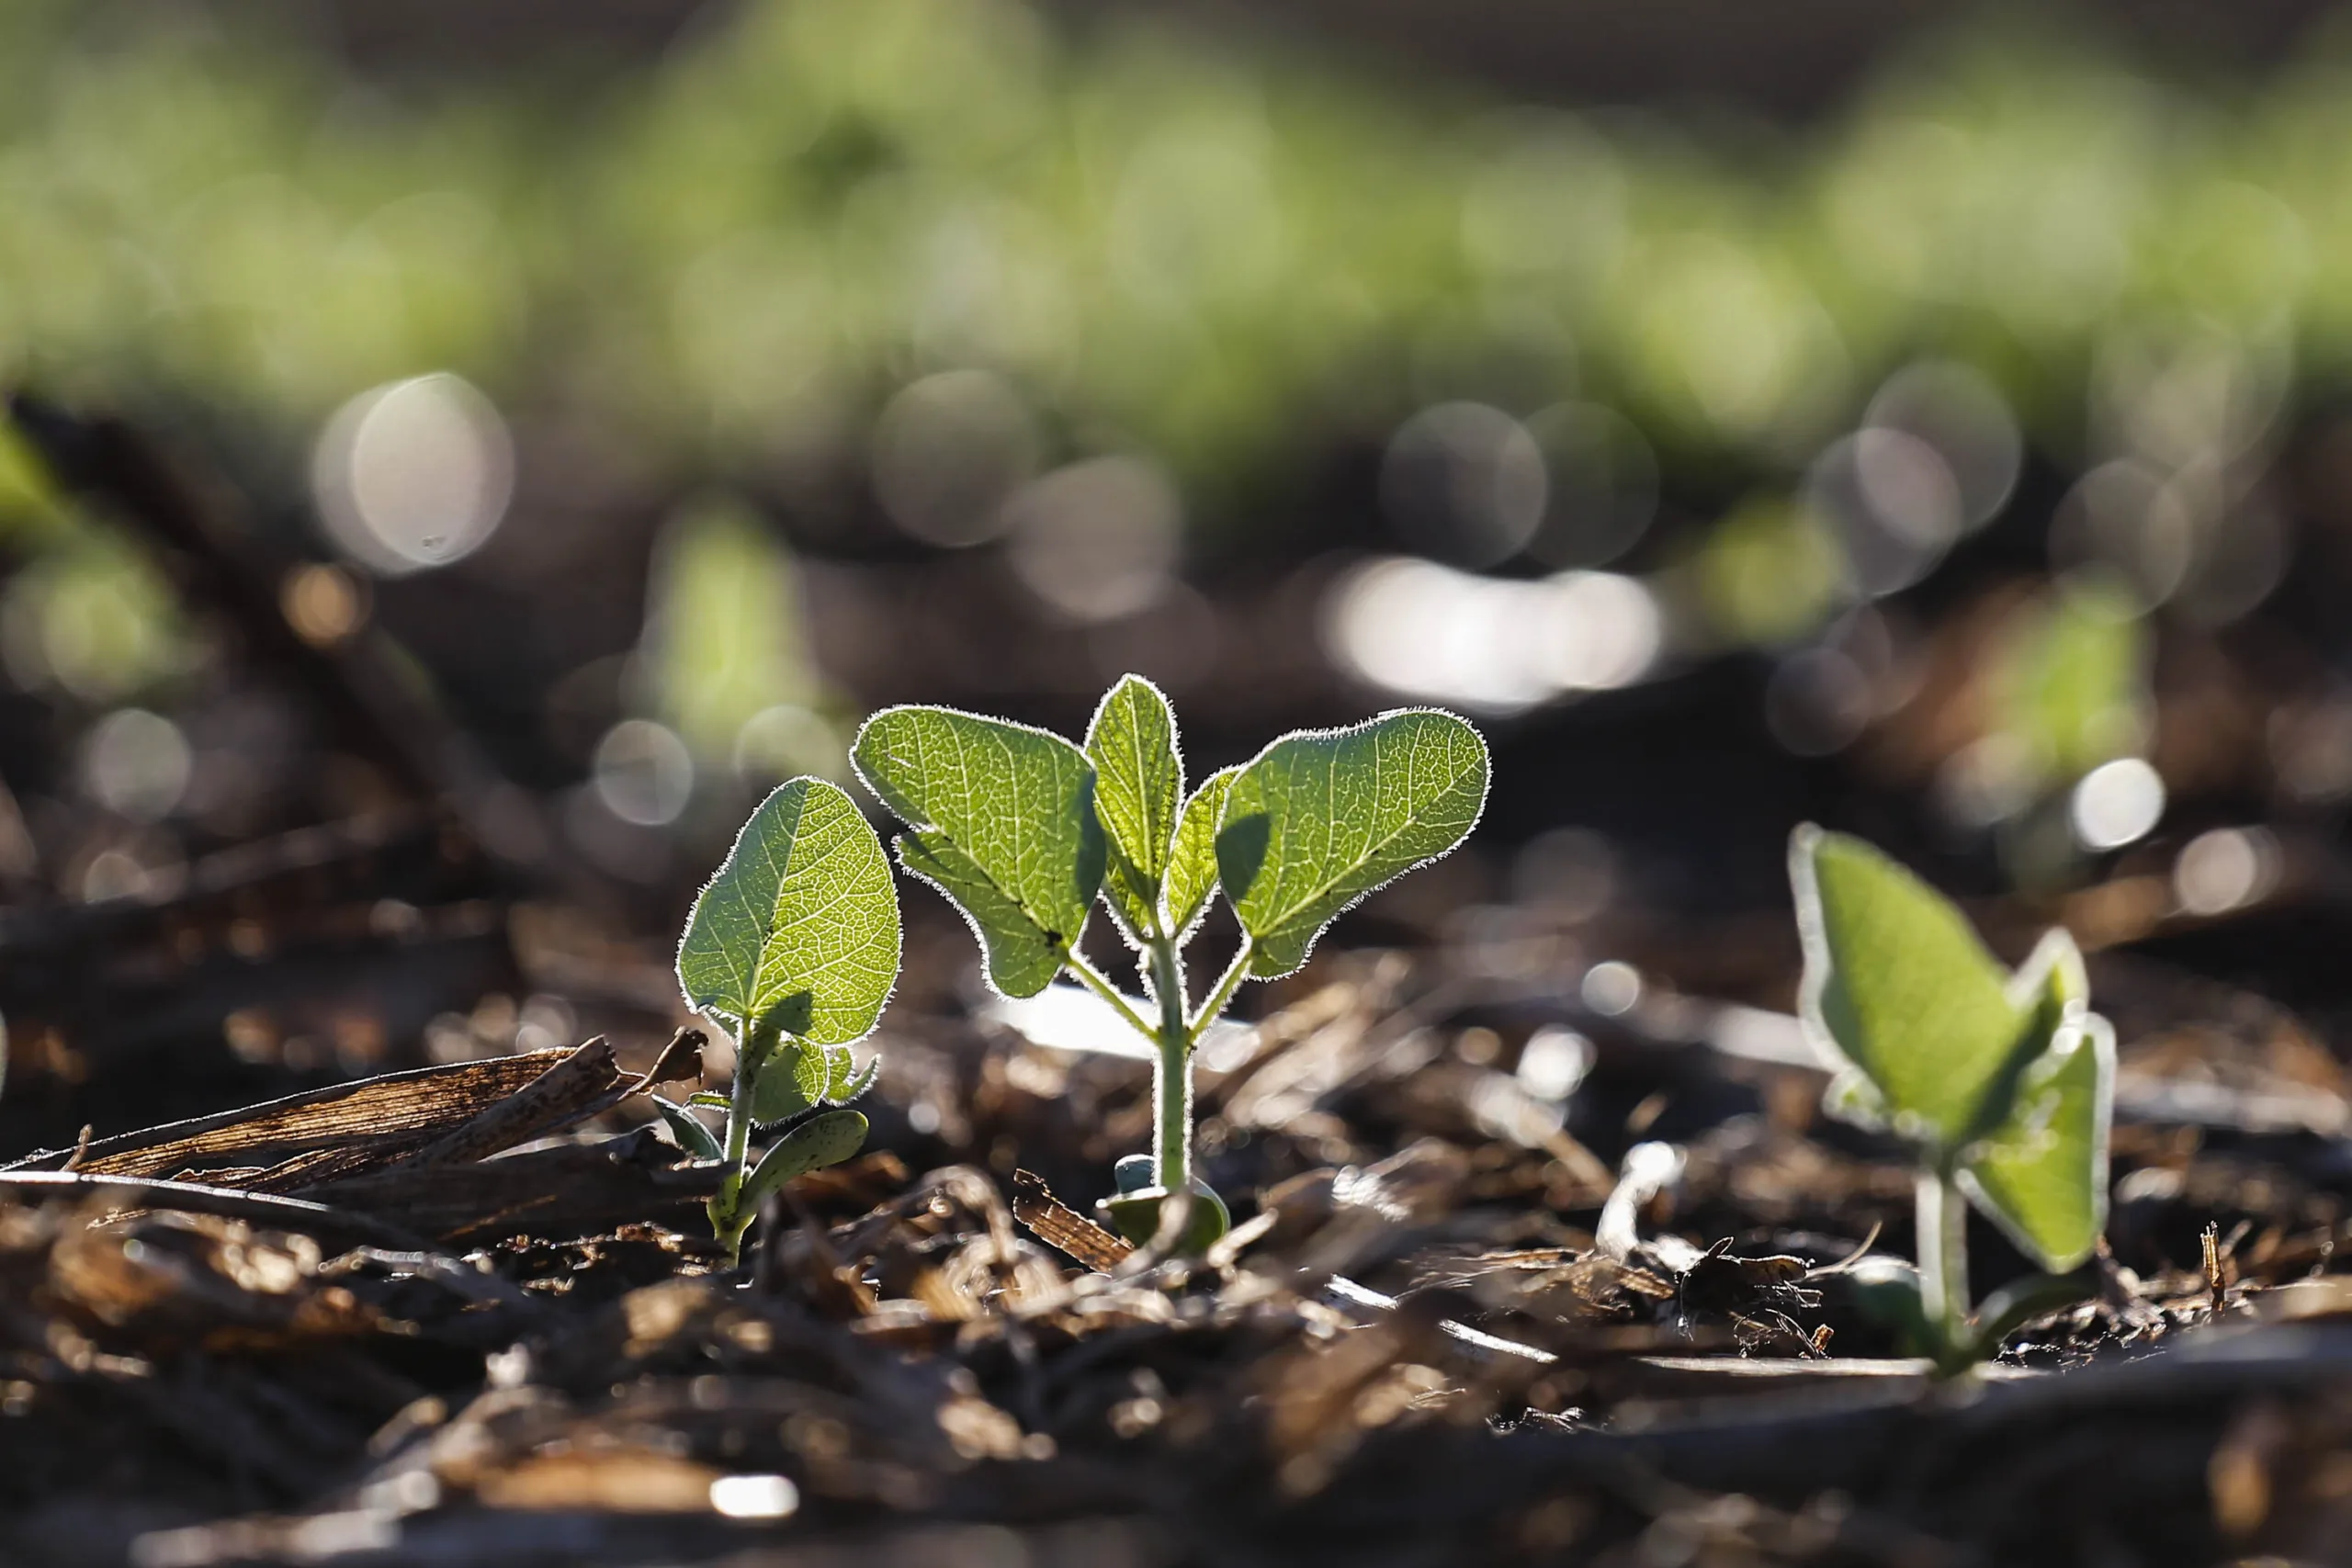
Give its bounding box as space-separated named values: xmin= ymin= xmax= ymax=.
xmin=5 ymin=0 xmax=2352 ymax=1151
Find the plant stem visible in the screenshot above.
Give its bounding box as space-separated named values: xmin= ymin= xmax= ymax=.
xmin=1147 ymin=935 xmax=1191 ymax=1192
xmin=1188 ymin=938 xmax=1254 ymax=1042
xmin=710 ymin=1021 xmax=762 ymax=1259
xmin=1064 ymin=951 xmax=1157 ymax=1038
xmin=1916 ymin=1166 xmax=1972 ymax=1357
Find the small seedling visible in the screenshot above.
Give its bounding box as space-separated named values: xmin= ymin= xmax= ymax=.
xmin=667 ymin=777 xmax=902 ymax=1261
xmin=853 ymin=676 xmax=1488 ymax=1251
xmin=1789 ymin=825 xmax=2115 ymax=1370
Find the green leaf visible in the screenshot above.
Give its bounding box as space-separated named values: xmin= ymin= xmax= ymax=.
xmin=829 ymin=1049 xmax=879 ymax=1103
xmin=740 ymin=1109 xmax=868 ymax=1212
xmin=1216 ymin=710 xmax=1488 ymax=978
xmin=1960 ymin=1013 xmax=2114 ymax=1271
xmin=853 ymin=706 xmax=1105 ymax=998
xmin=751 ymin=1038 xmax=828 ymax=1125
xmin=1086 ymin=675 xmax=1183 ymax=942
xmin=1162 ymin=765 xmax=1238 ymax=940
xmin=676 ymin=777 xmax=901 ymax=1044
xmin=649 ymin=1094 xmax=723 ymax=1161
xmin=1791 ymin=826 xmax=2069 ymax=1149
xmin=1995 ymin=576 xmax=2150 ymax=784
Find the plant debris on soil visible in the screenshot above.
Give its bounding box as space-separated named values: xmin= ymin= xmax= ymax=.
xmin=9 ymin=402 xmax=2352 ymax=1568
xmin=6 ymin=921 xmax=2352 ymax=1568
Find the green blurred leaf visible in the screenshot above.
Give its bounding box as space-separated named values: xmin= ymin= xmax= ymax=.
xmin=1216 ymin=710 xmax=1488 ymax=978
xmin=1961 ymin=1013 xmax=2113 ymax=1271
xmin=676 ymin=776 xmax=902 ymax=1042
xmin=648 ymin=497 xmax=830 ymax=761
xmin=1792 ymin=820 xmax=2109 ymax=1233
xmin=1086 ymin=674 xmax=1183 ymax=942
xmin=751 ymin=1037 xmax=828 ymax=1124
xmin=1792 ymin=827 xmax=2033 ymax=1147
xmin=1995 ymin=577 xmax=2150 ymax=784
xmin=739 ymin=1109 xmax=869 ymax=1211
xmin=854 ymin=705 xmax=1104 ymax=998
xmin=1163 ymin=765 xmax=1238 ymax=940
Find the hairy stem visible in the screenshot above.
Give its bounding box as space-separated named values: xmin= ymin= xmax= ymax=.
xmin=1188 ymin=939 xmax=1253 ymax=1042
xmin=709 ymin=1018 xmax=763 ymax=1260
xmin=1916 ymin=1167 xmax=1972 ymax=1357
xmin=1148 ymin=936 xmax=1191 ymax=1192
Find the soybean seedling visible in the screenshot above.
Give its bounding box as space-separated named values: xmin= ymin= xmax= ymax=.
xmin=663 ymin=777 xmax=903 ymax=1261
xmin=1789 ymin=825 xmax=2115 ymax=1371
xmin=852 ymin=676 xmax=1488 ymax=1251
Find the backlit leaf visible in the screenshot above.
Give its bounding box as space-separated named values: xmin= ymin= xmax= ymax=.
xmin=1791 ymin=826 xmax=2052 ymax=1148
xmin=1086 ymin=674 xmax=1183 ymax=942
xmin=1961 ymin=1013 xmax=2113 ymax=1271
xmin=1216 ymin=709 xmax=1488 ymax=978
xmin=854 ymin=705 xmax=1105 ymax=998
xmin=1162 ymin=765 xmax=1237 ymax=941
xmin=751 ymin=1038 xmax=828 ymax=1125
xmin=676 ymin=777 xmax=901 ymax=1043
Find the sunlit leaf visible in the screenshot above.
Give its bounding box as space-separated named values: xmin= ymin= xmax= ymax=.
xmin=751 ymin=1037 xmax=828 ymax=1125
xmin=1790 ymin=826 xmax=2075 ymax=1148
xmin=1162 ymin=765 xmax=1237 ymax=940
xmin=1086 ymin=674 xmax=1183 ymax=942
xmin=1216 ymin=709 xmax=1488 ymax=978
xmin=853 ymin=705 xmax=1104 ymax=998
xmin=676 ymin=777 xmax=901 ymax=1043
xmin=1961 ymin=1013 xmax=2113 ymax=1271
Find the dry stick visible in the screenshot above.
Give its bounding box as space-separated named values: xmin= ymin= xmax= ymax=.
xmin=0 ymin=1169 xmax=434 ymax=1250
xmin=2 ymin=1051 xmax=570 ymax=1175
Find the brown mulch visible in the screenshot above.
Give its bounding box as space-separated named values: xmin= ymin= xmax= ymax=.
xmin=0 ymin=932 xmax=2349 ymax=1567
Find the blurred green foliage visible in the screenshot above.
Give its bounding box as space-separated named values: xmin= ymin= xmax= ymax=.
xmin=1992 ymin=574 xmax=2152 ymax=787
xmin=0 ymin=0 xmax=2345 ymax=522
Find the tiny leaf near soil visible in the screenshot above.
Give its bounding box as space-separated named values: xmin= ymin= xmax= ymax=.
xmin=1791 ymin=826 xmax=2042 ymax=1149
xmin=853 ymin=705 xmax=1105 ymax=998
xmin=1086 ymin=674 xmax=1183 ymax=942
xmin=739 ymin=1108 xmax=868 ymax=1212
xmin=1162 ymin=765 xmax=1238 ymax=940
xmin=676 ymin=777 xmax=901 ymax=1045
xmin=1216 ymin=709 xmax=1488 ymax=978
xmin=650 ymin=1094 xmax=723 ymax=1161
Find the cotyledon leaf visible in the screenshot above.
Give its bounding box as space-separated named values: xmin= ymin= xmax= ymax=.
xmin=739 ymin=1109 xmax=869 ymax=1212
xmin=1791 ymin=826 xmax=2083 ymax=1150
xmin=1960 ymin=1012 xmax=2114 ymax=1272
xmin=853 ymin=706 xmax=1104 ymax=998
xmin=676 ymin=777 xmax=900 ymax=1044
xmin=1216 ymin=710 xmax=1488 ymax=979
xmin=1163 ymin=766 xmax=1238 ymax=939
xmin=1086 ymin=675 xmax=1183 ymax=942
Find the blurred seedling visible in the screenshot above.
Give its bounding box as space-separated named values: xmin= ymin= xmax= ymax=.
xmin=665 ymin=777 xmax=902 ymax=1261
xmin=852 ymin=676 xmax=1488 ymax=1252
xmin=1790 ymin=826 xmax=2114 ymax=1371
